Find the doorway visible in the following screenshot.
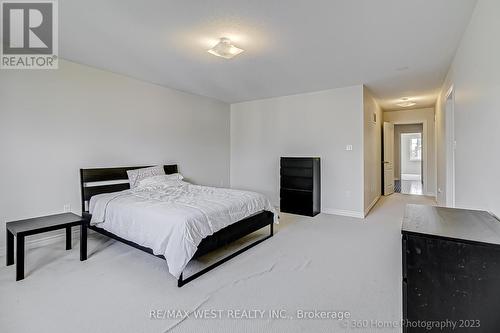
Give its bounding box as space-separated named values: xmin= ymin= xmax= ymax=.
xmin=396 ymin=131 xmax=423 ymax=195
xmin=383 ymin=122 xmax=425 ymax=196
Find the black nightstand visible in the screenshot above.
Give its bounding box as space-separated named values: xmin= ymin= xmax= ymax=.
xmin=6 ymin=212 xmax=87 ymax=281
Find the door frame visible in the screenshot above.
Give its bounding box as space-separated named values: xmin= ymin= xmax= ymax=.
xmin=445 ymin=85 xmax=456 ymax=207
xmin=382 ymin=122 xmax=395 ymax=196
xmin=389 ymin=120 xmax=429 ymax=195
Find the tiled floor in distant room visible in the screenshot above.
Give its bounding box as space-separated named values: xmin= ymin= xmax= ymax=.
xmin=394 ymin=178 xmax=423 ymax=195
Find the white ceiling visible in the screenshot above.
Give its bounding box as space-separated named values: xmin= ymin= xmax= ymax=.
xmin=60 ymin=0 xmax=477 ymax=109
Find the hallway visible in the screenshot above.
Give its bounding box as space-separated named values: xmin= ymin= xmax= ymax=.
xmin=383 ymin=108 xmax=435 ymax=198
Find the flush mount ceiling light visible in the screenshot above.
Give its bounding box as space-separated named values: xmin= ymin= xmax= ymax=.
xmin=397 ymin=97 xmax=416 ymax=108
xmin=207 ymin=37 xmax=244 ymax=59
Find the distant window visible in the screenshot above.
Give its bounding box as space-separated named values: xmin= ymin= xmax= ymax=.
xmin=409 ymin=137 xmax=422 ymax=161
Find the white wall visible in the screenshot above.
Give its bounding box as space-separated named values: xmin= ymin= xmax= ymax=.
xmin=0 ymin=60 xmax=230 ymax=249
xmin=383 ymin=108 xmax=436 ymax=196
xmin=436 ymin=0 xmax=500 ymax=215
xmin=231 ymin=85 xmax=365 ymax=217
xmin=363 ymin=87 xmax=382 ymax=215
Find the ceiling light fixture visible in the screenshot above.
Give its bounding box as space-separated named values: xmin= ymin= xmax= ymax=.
xmin=207 ymin=37 xmax=244 ymax=59
xmin=397 ymin=97 xmax=416 ymax=108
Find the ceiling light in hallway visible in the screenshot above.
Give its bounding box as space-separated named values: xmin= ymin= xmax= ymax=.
xmin=397 ymin=97 xmax=416 ymax=108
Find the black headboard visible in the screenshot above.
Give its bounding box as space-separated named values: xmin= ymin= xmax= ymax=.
xmin=80 ymin=165 xmax=178 ymax=213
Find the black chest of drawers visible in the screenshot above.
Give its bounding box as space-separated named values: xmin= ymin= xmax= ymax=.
xmin=280 ymin=157 xmax=320 ymax=217
xmin=402 ymin=204 xmax=500 ymax=332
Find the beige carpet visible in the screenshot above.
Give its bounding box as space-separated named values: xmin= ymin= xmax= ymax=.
xmin=0 ymin=194 xmax=434 ymax=333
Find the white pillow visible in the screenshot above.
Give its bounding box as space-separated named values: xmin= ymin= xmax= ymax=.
xmin=138 ymin=173 xmax=184 ymax=187
xmin=166 ymin=173 xmax=184 ymax=180
xmin=127 ymin=166 xmax=165 ymax=189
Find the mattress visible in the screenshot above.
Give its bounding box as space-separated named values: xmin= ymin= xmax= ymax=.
xmin=89 ymin=180 xmax=275 ymax=278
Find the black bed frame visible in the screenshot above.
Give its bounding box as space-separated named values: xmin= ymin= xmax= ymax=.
xmin=79 ymin=165 xmax=274 ymax=287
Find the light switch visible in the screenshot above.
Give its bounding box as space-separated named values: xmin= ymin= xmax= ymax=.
xmin=345 ymin=145 xmax=353 ymax=151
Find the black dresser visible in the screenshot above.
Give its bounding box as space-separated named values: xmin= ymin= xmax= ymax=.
xmin=280 ymin=157 xmax=320 ymax=217
xmin=402 ymin=204 xmax=500 ymax=332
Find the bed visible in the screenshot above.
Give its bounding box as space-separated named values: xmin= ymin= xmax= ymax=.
xmin=79 ymin=165 xmax=275 ymax=287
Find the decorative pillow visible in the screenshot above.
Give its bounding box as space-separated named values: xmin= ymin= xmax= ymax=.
xmin=138 ymin=174 xmax=185 ymax=187
xmin=127 ymin=166 xmax=165 ymax=188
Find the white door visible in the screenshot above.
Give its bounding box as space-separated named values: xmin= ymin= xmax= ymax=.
xmin=383 ymin=122 xmax=395 ymax=196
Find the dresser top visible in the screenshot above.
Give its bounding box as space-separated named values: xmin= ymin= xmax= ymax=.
xmin=402 ymin=204 xmax=500 ymax=246
xmin=280 ymin=157 xmax=320 ymax=159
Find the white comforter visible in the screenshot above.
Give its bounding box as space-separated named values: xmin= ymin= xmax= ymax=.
xmin=89 ymin=181 xmax=275 ymax=278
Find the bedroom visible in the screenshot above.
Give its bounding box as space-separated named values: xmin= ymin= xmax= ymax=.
xmin=1 ymin=0 xmax=500 ymax=332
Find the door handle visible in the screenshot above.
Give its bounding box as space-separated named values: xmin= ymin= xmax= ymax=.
xmin=383 ymin=161 xmax=390 ymax=164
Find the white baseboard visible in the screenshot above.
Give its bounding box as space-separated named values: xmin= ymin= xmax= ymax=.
xmin=31 ymin=229 xmax=81 ymax=248
xmin=322 ymin=208 xmax=364 ymax=219
xmin=0 ymin=229 xmax=81 ymax=256
xmin=364 ymin=195 xmax=381 ymax=217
